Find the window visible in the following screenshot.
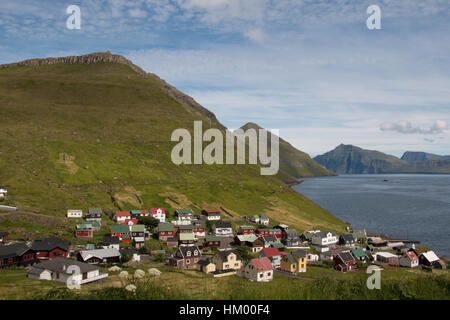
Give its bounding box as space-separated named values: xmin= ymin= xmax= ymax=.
xmin=225 ymin=264 xmax=229 ymax=268
xmin=259 ymin=273 xmax=263 ymax=278
xmin=186 ymin=251 xmax=191 ymax=257
xmin=186 ymin=259 xmax=190 ymax=264
xmin=267 ymin=272 xmax=272 ymax=277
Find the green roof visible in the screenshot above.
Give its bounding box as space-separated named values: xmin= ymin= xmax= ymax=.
xmin=110 ymin=225 xmax=130 ymax=233
xmin=89 ymin=207 xmax=102 ymax=214
xmin=285 ymin=254 xmax=297 ymax=264
xmin=158 ymin=222 xmax=174 ymax=232
xmin=86 ymin=221 xmax=101 ymax=227
xmin=176 ymin=209 xmax=193 ymax=214
xmin=131 ymin=224 xmax=145 ymax=232
xmin=131 ymin=210 xmax=141 ymax=215
xmin=179 ymin=233 xmax=195 ymax=241
xmin=122 ymin=234 xmax=131 ymax=239
xmin=351 ymin=248 xmax=367 ymax=258
xmin=271 ymin=242 xmax=285 ymax=248
xmin=239 ymin=225 xmax=255 ymax=230
xmin=76 ymin=224 xmax=92 ymax=230
xmin=86 ymin=244 xmax=95 ymax=250
xmin=205 ymin=236 xmax=221 ymax=242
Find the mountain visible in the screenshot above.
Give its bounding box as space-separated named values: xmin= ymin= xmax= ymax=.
xmin=401 ymin=151 xmax=450 ymax=163
xmin=240 ymin=122 xmax=336 ymax=184
xmin=0 ymin=52 xmax=347 ymax=240
xmin=315 ymin=144 xmax=450 ymax=174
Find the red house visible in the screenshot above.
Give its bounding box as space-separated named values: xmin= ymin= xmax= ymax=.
xmin=0 ymin=243 xmax=37 ymax=268
xmin=157 ymin=223 xmax=175 ymax=241
xmin=236 ymin=226 xmax=255 ymax=235
xmin=333 ymin=252 xmax=357 ymax=273
xmin=123 ymin=218 xmax=139 ymax=226
xmin=31 ymin=238 xmax=70 ymax=260
xmin=110 ymin=225 xmax=132 ymax=243
xmin=256 ymin=229 xmax=282 ymax=239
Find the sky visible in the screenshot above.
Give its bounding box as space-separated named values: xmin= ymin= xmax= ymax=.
xmin=0 ymin=0 xmax=449 ymax=157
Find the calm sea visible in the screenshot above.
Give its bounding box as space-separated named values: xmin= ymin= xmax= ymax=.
xmin=293 ymin=174 xmax=450 ymax=257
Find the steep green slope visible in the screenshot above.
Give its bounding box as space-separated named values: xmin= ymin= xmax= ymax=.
xmin=240 ymin=122 xmax=335 ymax=183
xmin=314 ymin=144 xmax=450 ymax=174
xmin=0 ymin=52 xmax=347 ymax=239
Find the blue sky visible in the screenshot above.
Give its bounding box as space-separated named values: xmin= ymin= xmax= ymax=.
xmin=1 ymin=0 xmax=449 ymax=157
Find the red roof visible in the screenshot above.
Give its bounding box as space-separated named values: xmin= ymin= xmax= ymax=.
xmin=261 ymin=247 xmax=281 ymax=257
xmin=204 ymin=209 xmax=220 ymax=213
xmin=139 ymin=210 xmax=149 ymax=214
xmin=123 ymin=218 xmax=138 ymax=225
xmin=115 ymin=211 xmax=131 ymax=217
xmin=405 ymin=251 xmax=418 ymax=261
xmin=251 ymin=257 xmax=273 ymax=270
xmin=151 ymin=208 xmax=166 ymax=214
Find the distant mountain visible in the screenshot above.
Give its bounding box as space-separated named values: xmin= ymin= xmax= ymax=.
xmin=314 ymin=144 xmax=450 ymax=174
xmin=240 ymin=123 xmax=336 ymax=183
xmin=401 ymin=151 xmax=450 ymax=163
xmin=313 ymin=144 xmax=406 ymax=174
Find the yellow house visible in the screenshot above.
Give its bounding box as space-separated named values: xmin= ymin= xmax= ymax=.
xmin=292 ymin=250 xmax=307 ymax=273
xmin=197 ymin=259 xmax=216 ymax=274
xmin=212 ymin=250 xmax=242 ymax=270
xmin=280 ymin=253 xmax=298 ymax=273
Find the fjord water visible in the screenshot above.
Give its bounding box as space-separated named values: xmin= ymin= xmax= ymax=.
xmin=293 ymin=174 xmax=450 ymax=256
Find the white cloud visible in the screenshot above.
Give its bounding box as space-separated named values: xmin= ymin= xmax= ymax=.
xmin=128 ymin=8 xmax=148 ymax=18
xmin=380 ymin=120 xmax=449 ymax=135
xmin=244 ymin=28 xmax=265 ymax=43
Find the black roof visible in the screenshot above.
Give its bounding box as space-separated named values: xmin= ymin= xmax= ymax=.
xmin=32 ymin=257 xmax=98 ymax=273
xmin=100 ymin=236 xmax=120 ymax=246
xmin=292 ymin=249 xmax=307 ymax=258
xmin=0 ymin=243 xmax=31 ymax=259
xmin=337 ymin=251 xmax=356 ymax=263
xmin=31 ymin=238 xmax=70 ymax=251
xmin=262 ymin=235 xmax=278 ymax=243
xmin=0 ymin=232 xmax=9 ymax=237
xmin=215 ymin=221 xmax=232 ymax=229
xmin=215 ymin=249 xmax=241 ymax=262
xmin=340 ymin=233 xmax=355 ymax=242
xmin=196 ymin=258 xmax=212 ymax=266
xmin=166 ymin=237 xmax=178 ymax=242
xmin=178 ymin=245 xmax=201 ymax=258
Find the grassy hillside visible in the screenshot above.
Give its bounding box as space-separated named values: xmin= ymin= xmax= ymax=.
xmin=240 ymin=122 xmax=336 ymax=183
xmin=0 ymin=53 xmax=347 ymax=239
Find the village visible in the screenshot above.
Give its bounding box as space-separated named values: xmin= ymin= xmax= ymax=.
xmin=0 ymin=183 xmax=447 ymax=291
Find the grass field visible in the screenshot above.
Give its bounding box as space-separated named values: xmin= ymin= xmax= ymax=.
xmin=1 ymin=260 xmax=448 ymax=300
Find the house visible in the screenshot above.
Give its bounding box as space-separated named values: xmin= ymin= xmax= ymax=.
xmin=259 ymin=247 xmax=285 ymax=268
xmin=339 ymin=233 xmax=356 ymax=247
xmin=236 ymin=225 xmax=255 ymax=235
xmin=202 ymin=236 xmax=221 ymax=248
xmin=114 ymin=211 xmax=132 ymax=223
xmin=307 ymin=253 xmax=319 ymax=262
xmin=320 ymin=250 xmax=339 ymax=262
xmin=251 ymin=215 xmax=260 ymax=224
xmin=256 ymin=228 xmax=282 ymax=239
xmin=166 ymin=237 xmax=178 ymax=248
xmin=399 ymin=251 xmax=419 ymax=268
xmin=0 ymin=232 xmax=9 ymax=244
xmin=179 ymin=233 xmax=197 ymax=246
xmin=0 ymin=243 xmax=37 ymax=268
xmin=215 ymin=221 xmax=233 ymax=236
xmin=202 ymin=209 xmax=221 ymax=221
xmin=312 ymin=244 xmax=330 ymax=253
xmin=280 ymin=253 xmax=298 ymax=273
xmin=244 ymin=257 xmax=273 ymax=282
xmin=150 ymin=208 xmax=166 ymax=222
xmin=97 ymin=236 xmax=120 ymax=250
xmin=137 ymin=209 xmax=150 ymax=217
xmin=283 ymin=229 xmax=300 ymax=247
xmin=28 ymin=258 xmax=108 ymax=285
xmin=175 ymin=209 xmax=194 ymax=221
xmin=218 ymin=237 xmax=234 ymax=251
xmin=120 ymin=248 xmax=140 ymax=262
xmin=88 ymin=221 xmax=101 ymax=231
xmin=351 ymin=229 xmax=367 ymax=242
xmin=300 ymin=231 xmax=315 ymax=243
xmin=178 ymin=224 xmax=194 ymax=234
xmin=31 ymin=238 xmax=70 ymax=260
xmin=76 ymin=224 xmax=93 ymax=239
xmin=419 ymin=251 xmax=440 ymax=267
xmin=261 ymin=235 xmax=281 ymax=248
xmin=168 ymin=245 xmax=202 ymax=269
xmin=157 ymin=222 xmax=175 ymax=241
xmin=78 ymin=248 xmax=121 ymax=264
xmin=191 ymin=220 xmax=206 ymax=238
xmin=212 ymin=250 xmax=242 ymax=271
xmin=131 ymin=225 xmax=145 ymax=248
xmin=334 ymin=252 xmax=357 ymax=272
xmin=312 ymin=231 xmax=338 ymax=246
xmin=375 ymin=252 xmax=399 ymax=265
xmin=123 ymin=218 xmax=139 ymax=226
xmin=67 ymin=209 xmax=83 ymax=218
xmin=292 ymin=250 xmax=307 ymax=272
xmin=0 ymin=186 xmax=7 ymax=199
xmin=259 ymin=214 xmax=269 ymax=226
xmin=197 ymin=259 xmax=216 ymax=274
xmin=86 ymin=208 xmax=102 ymax=221
xmin=130 ymin=210 xmax=141 ymax=218
xmin=351 ymin=248 xmax=368 ymax=262
xmin=235 ymin=234 xmax=264 ymax=253
xmin=110 ymin=225 xmax=131 ymax=243
xmin=368 ymin=237 xmax=388 ymax=248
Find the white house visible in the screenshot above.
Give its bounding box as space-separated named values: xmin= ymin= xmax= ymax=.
xmin=98 ymin=236 xmax=120 ymax=250
xmin=114 ymin=211 xmax=131 ymax=223
xmin=251 ymin=215 xmax=260 ymax=224
xmin=151 ymin=208 xmax=166 ymax=222
xmin=244 ymin=257 xmax=274 ymax=282
xmin=0 ymin=186 xmax=7 ymax=199
xmin=259 ymin=214 xmax=269 ymax=226
xmin=175 ymin=209 xmax=194 ymax=221
xmin=311 ymin=231 xmax=338 ymax=246
xmin=215 ymin=221 xmax=233 ymax=236
xmin=203 ymin=209 xmax=221 ymax=221
xmin=307 ymin=253 xmax=319 ymax=262
xmin=67 ymin=209 xmax=83 ymax=218
xmin=399 ymin=251 xmax=419 ymax=268
xmin=28 ymin=258 xmax=108 ymax=285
